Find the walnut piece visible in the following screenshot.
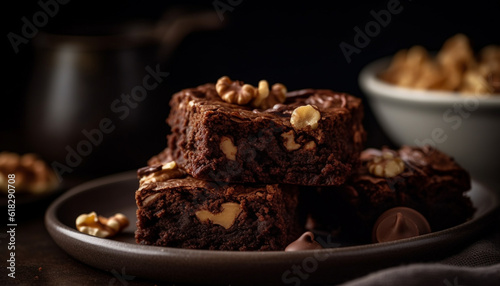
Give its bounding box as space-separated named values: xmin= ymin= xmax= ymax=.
xmin=281 ymin=130 xmax=301 ymax=151
xmin=215 ymin=76 xmax=287 ymax=108
xmin=141 ymin=193 xmax=161 ymax=207
xmin=251 ymin=81 xmax=287 ymax=109
xmin=251 ymin=80 xmax=270 ymax=108
xmin=271 ymin=83 xmax=287 ymax=103
xmin=0 ymin=152 xmax=58 ymax=194
xmin=75 ymin=212 xmax=129 ymax=238
xmin=195 ymin=202 xmax=242 ymax=229
xmin=367 ymin=151 xmax=405 ymax=178
xmin=303 ymin=141 xmax=316 ymax=150
xmin=139 ymin=161 xmax=184 ymax=185
xmin=220 ymin=136 xmax=237 ymax=160
xmin=290 ymin=105 xmax=321 ymax=130
xmin=215 ymin=76 xmax=257 ymax=105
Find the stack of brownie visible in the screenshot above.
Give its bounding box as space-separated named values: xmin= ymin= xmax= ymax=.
xmin=134 ymin=77 xmax=365 ymax=250
xmin=134 ymin=76 xmax=474 ymax=250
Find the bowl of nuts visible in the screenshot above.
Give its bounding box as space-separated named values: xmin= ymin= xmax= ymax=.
xmin=0 ymin=151 xmax=61 ymax=206
xmin=359 ymin=34 xmax=500 ymax=187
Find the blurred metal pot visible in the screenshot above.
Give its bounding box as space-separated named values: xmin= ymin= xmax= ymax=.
xmin=24 ymin=8 xmax=222 ymax=178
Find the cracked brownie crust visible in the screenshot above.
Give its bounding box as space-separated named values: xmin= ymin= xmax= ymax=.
xmin=165 ymin=84 xmax=366 ymax=186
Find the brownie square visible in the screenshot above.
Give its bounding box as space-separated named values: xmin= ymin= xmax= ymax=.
xmin=165 ymin=84 xmax=365 ymax=186
xmin=135 ymin=162 xmax=304 ymax=250
xmin=308 ymin=146 xmax=475 ymax=242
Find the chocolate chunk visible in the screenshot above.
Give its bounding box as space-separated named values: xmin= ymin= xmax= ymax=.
xmin=285 ymin=232 xmax=323 ymax=251
xmin=137 ymin=164 xmax=162 ymax=177
xmin=372 ymin=207 xmax=431 ymax=243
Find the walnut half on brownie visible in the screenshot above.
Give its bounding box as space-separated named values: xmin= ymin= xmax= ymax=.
xmin=165 ymin=76 xmax=366 ymax=186
xmin=135 ymin=161 xmax=304 ymax=250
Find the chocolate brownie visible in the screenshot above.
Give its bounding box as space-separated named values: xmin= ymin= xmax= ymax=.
xmin=135 ymin=161 xmax=304 ymax=250
xmin=165 ymin=82 xmax=365 ymax=186
xmin=308 ymin=145 xmax=475 ymax=243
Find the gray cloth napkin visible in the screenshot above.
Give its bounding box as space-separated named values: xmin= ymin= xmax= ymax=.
xmin=339 ymin=225 xmax=500 ymax=286
xmin=338 ymin=264 xmax=499 ymax=286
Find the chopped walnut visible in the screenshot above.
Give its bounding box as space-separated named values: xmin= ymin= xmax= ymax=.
xmin=139 ymin=161 xmax=184 ymax=185
xmin=252 ymin=81 xmax=287 ymax=109
xmin=303 ymin=141 xmax=316 ymax=150
xmin=75 ymin=212 xmax=129 ymax=238
xmin=195 ymin=202 xmax=242 ymax=229
xmin=220 ymin=136 xmax=238 ymax=160
xmin=215 ymin=76 xmax=257 ymax=105
xmin=290 ymin=105 xmax=321 ymax=130
xmin=251 ymin=80 xmax=270 ymax=108
xmin=461 ymin=70 xmax=494 ymax=94
xmin=281 ymin=130 xmax=301 ymax=151
xmin=367 ymin=151 xmax=405 ymax=178
xmin=215 ymin=76 xmax=287 ymax=108
xmin=141 ymin=193 xmax=161 ymax=207
xmin=0 ymin=152 xmax=58 ymax=194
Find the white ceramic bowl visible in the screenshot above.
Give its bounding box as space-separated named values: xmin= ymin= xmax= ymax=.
xmin=359 ymin=57 xmax=500 ymax=188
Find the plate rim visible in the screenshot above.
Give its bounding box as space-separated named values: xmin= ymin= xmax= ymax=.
xmin=45 ymin=170 xmax=500 ymax=284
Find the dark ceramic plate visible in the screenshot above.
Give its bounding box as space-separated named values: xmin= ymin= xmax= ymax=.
xmin=45 ymin=171 xmax=500 ymax=285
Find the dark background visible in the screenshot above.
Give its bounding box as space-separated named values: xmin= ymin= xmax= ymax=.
xmin=2 ymin=0 xmax=500 ymax=181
